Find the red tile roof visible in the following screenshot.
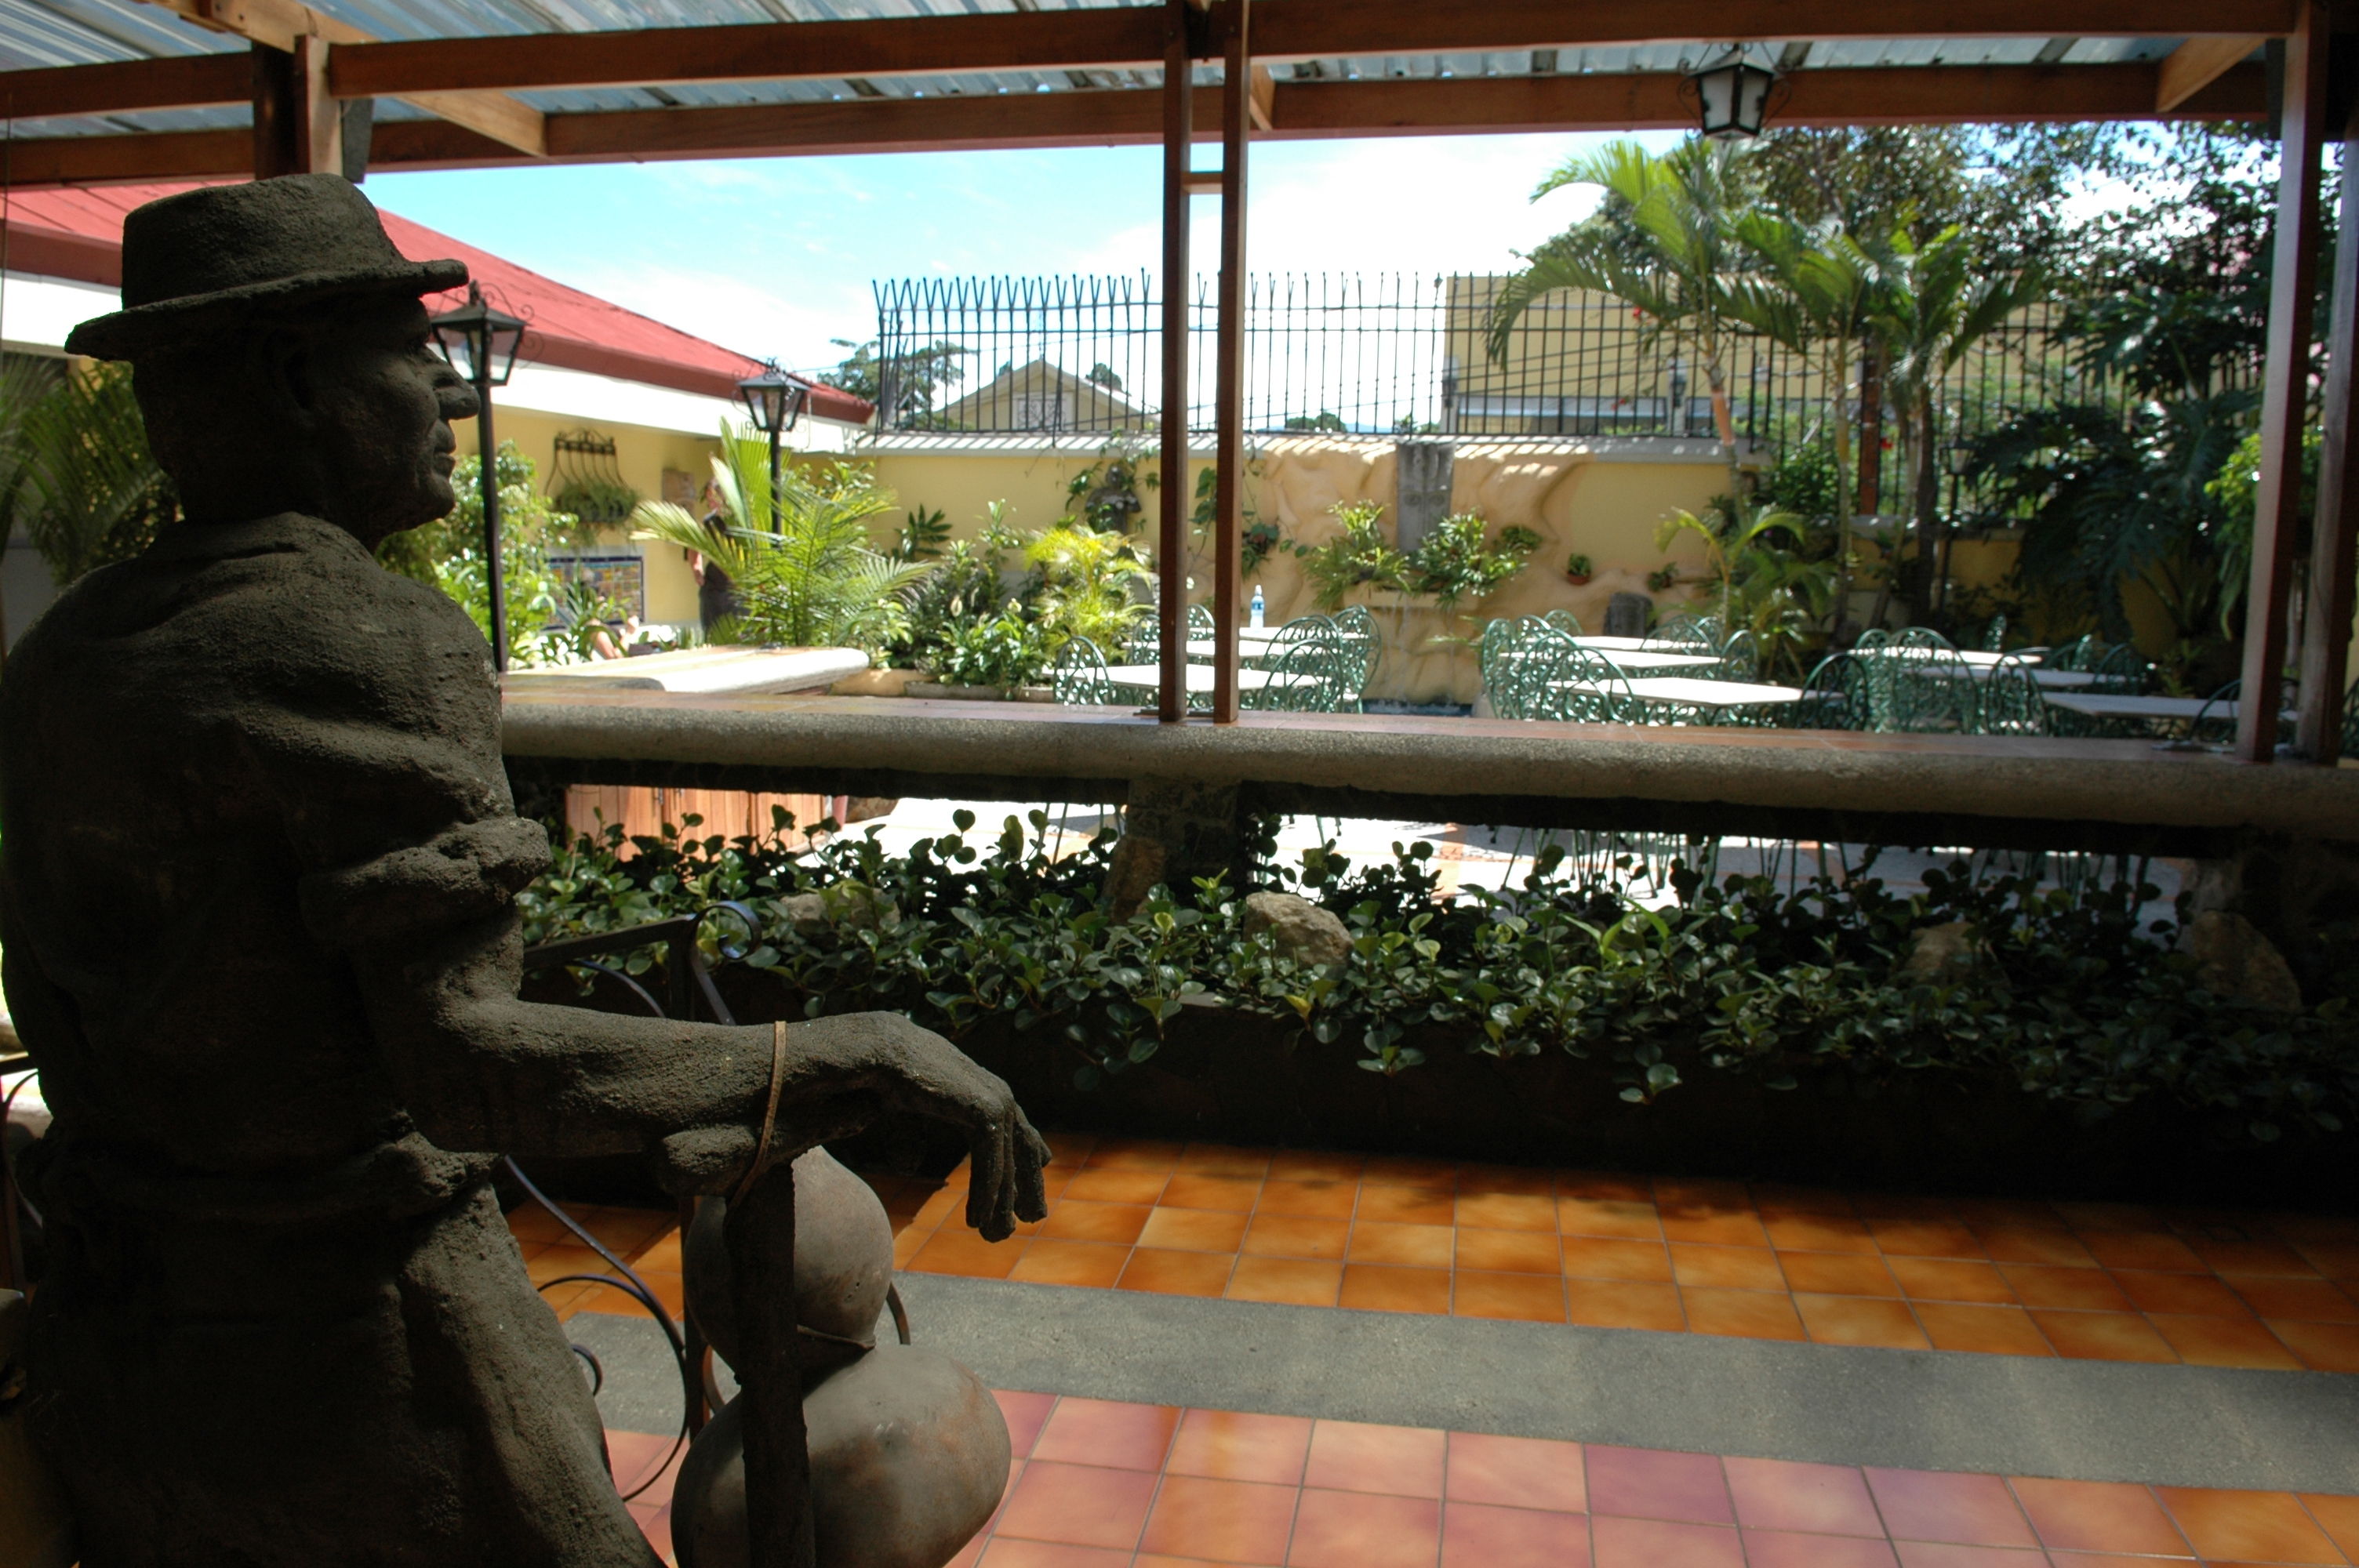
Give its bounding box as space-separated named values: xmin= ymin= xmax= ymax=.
xmin=0 ymin=180 xmax=871 ymax=425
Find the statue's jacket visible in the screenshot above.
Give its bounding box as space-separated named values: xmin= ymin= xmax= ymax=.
xmin=0 ymin=513 xmax=656 ymax=1566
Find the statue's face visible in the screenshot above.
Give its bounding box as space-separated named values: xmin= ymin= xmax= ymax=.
xmin=304 ymin=296 xmax=480 ymax=546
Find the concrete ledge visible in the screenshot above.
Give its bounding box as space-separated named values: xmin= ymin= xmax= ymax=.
xmin=500 ymin=693 xmax=2359 ymax=851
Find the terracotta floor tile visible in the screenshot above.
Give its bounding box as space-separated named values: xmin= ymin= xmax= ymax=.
xmin=1259 ymin=1179 xmax=1360 ymax=1220
xmin=1891 ymin=1546 xmax=2048 ymax=1567
xmin=1763 ymin=1214 xmax=1879 ymax=1254
xmin=907 ymin=1229 xmax=1023 ymax=1279
xmin=1339 ymin=1265 xmax=1452 ymax=1315
xmin=1781 ymin=1252 xmax=1903 ymax=1298
xmin=1167 ymin=1409 xmax=1315 ymax=1485
xmin=629 ymin=1230 xmax=685 ymax=1274
xmin=1867 ymin=1219 xmax=1985 ymax=1258
xmin=2037 ymin=1554 xmax=2192 ymax=1568
xmin=525 ymin=1244 xmax=608 ymax=1285
xmin=2268 ymin=1318 xmax=2359 ymax=1372
xmin=1305 ymin=1418 xmax=1448 ymax=1497
xmin=1971 ymin=1226 xmax=2096 ymax=1268
xmin=1242 ymin=1214 xmax=1350 ymax=1261
xmin=1565 ymin=1279 xmax=1686 ymax=1331
xmin=1681 ymin=1287 xmax=1806 ymax=1341
xmin=1176 ymin=1142 xmax=1273 ymax=1178
xmin=1116 ymin=1247 xmax=1234 ymax=1298
xmin=1081 ymin=1138 xmax=1183 ymax=1172
xmin=1913 ymin=1302 xmax=2053 ymax=1356
xmin=994 ymin=1390 xmax=1057 ymax=1458
xmin=1888 ymin=1258 xmax=2017 ymax=1305
xmin=1951 ymin=1199 xmax=2064 ymax=1229
xmin=2155 ymin=1486 xmax=2342 ymax=1563
xmin=892 ymin=1228 xmax=933 ymax=1268
xmin=507 ymin=1203 xmax=573 ymax=1244
xmin=1039 ymin=1129 xmax=1099 ymax=1162
xmin=1140 ymin=1207 xmax=1252 ymax=1254
xmin=1658 ymin=1209 xmax=1772 ymax=1248
xmin=1740 ymin=1529 xmax=1899 ymax=1567
xmin=1669 ymin=1243 xmax=1786 ymax=1291
xmin=1585 ymin=1445 xmax=1734 ymax=1524
xmin=1286 ymin=1488 xmax=1441 ymax=1568
xmin=1446 ymin=1432 xmax=1587 ymax=1514
xmin=1361 ymin=1154 xmax=1461 ymax=1189
xmin=1058 ymin=1167 xmax=1172 ymax=1206
xmin=1457 ymin=1192 xmax=1559 ymax=1232
xmin=1453 ymin=1269 xmax=1568 ymax=1323
xmin=2148 ymin=1313 xmax=2306 ymax=1369
xmin=2110 ymin=1269 xmax=2248 ymax=1316
xmin=1457 ymin=1228 xmax=1563 ymax=1275
xmin=1159 ymin=1173 xmax=1265 ymax=1213
xmin=1356 ymin=1186 xmax=1457 ymax=1226
xmin=1655 ymin=1177 xmax=1754 ymax=1209
xmin=1138 ymin=1473 xmax=1299 ymax=1565
xmin=976 ymin=1542 xmax=1130 ymax=1568
xmin=1563 ymin=1237 xmax=1674 ymax=1283
xmin=1225 ymin=1255 xmax=1343 ymax=1307
xmin=1998 ymin=1265 xmax=2131 ymax=1312
xmin=1849 ymin=1192 xmax=1956 ymax=1223
xmin=2187 ymin=1236 xmax=2320 ymax=1278
xmin=2028 ymin=1310 xmax=2178 ymax=1363
xmin=2296 ymin=1492 xmax=2359 ymax=1557
xmin=1558 ymin=1171 xmax=1656 ymax=1203
xmin=1440 ymin=1501 xmax=1590 ymax=1568
xmin=1863 ymin=1468 xmax=2039 ymax=1548
xmin=1033 ymin=1397 xmax=1180 ymax=1471
xmin=1349 ymin=1221 xmax=1456 ymax=1269
xmin=2010 ymin=1477 xmax=2190 ymax=1557
xmin=2077 ymin=1231 xmax=2205 ymax=1273
xmin=1456 ymin=1163 xmax=1559 ymax=1197
xmin=1009 ymin=1239 xmax=1130 ymax=1289
xmin=2295 ymin=1240 xmax=2359 ymax=1279
xmin=1559 ymin=1198 xmax=1667 ymax=1241
xmin=1588 ymin=1515 xmax=1743 ymax=1568
xmin=1724 ymin=1456 xmax=1885 ymax=1537
xmin=1265 ymin=1150 xmax=1364 ymax=1182
xmin=1038 ymin=1200 xmax=1153 ymax=1247
xmin=2230 ymin=1276 xmax=2359 ymax=1322
xmin=994 ymin=1460 xmax=1159 ymax=1549
xmin=1796 ymin=1294 xmax=1932 ymax=1350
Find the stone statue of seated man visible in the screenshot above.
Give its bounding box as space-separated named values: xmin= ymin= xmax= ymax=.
xmin=0 ymin=173 xmax=1049 ymax=1568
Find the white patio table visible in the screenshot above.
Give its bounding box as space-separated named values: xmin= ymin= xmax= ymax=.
xmin=1103 ymin=664 xmax=1283 ymax=694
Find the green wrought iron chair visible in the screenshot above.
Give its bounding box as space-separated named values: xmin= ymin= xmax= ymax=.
xmin=1646 ymin=614 xmax=1719 ymax=650
xmin=2189 ymin=680 xmax=2241 ymax=746
xmin=1532 ymin=641 xmax=1637 ymax=724
xmin=1891 ymin=626 xmax=1953 ymax=651
xmin=1974 ymin=653 xmax=2049 ymax=736
xmin=1481 ymin=618 xmax=1557 ymax=720
xmin=1982 ymin=612 xmax=2009 ymax=652
xmin=1241 ymin=619 xmax=1343 ymax=712
xmin=1541 ymin=608 xmax=1583 ymax=636
xmin=1185 ymin=602 xmax=1216 ymax=641
xmin=1787 ymin=652 xmax=1867 ymax=730
xmin=1713 ymin=628 xmax=1761 ymax=682
xmin=1852 ymin=628 xmax=1892 ymax=651
xmin=1325 ymin=606 xmax=1379 ymax=710
xmin=1049 ymin=636 xmax=1118 ymax=706
xmin=2042 ymin=633 xmax=2100 ymax=671
xmin=2086 ymin=642 xmax=2150 ymax=694
xmin=1860 ymin=646 xmax=1978 ymax=732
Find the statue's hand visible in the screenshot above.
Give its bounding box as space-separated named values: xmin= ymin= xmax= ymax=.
xmin=782 ymin=1012 xmax=1050 ymax=1243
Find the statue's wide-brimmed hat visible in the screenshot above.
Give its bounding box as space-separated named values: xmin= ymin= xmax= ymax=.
xmin=66 ymin=173 xmax=469 ymax=361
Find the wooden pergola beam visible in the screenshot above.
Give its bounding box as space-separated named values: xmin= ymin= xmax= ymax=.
xmin=2156 ymin=34 xmax=2266 ymax=111
xmin=0 ymin=60 xmax=2269 ymax=187
xmin=321 ymin=0 xmax=2289 ymax=100
xmin=0 ymin=52 xmax=249 ymax=121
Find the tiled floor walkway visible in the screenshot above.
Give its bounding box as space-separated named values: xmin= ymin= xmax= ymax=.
xmin=607 ymin=1392 xmax=2359 ymax=1568
xmin=870 ymin=1134 xmax=2359 ymax=1374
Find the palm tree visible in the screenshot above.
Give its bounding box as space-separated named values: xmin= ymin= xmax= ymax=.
xmin=1855 ymin=225 xmax=2045 ymax=622
xmin=631 ymin=426 xmax=929 ymax=656
xmin=1727 ymin=214 xmax=1879 ymax=633
xmin=1488 ymin=138 xmax=1757 ymax=495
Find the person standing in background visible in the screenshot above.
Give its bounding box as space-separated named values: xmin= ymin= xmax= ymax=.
xmin=689 ymin=477 xmax=744 ymax=637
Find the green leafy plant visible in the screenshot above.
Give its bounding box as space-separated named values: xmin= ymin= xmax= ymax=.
xmin=1065 ymin=434 xmax=1157 ymax=533
xmin=1296 ymin=500 xmax=1408 ymax=612
xmin=13 ymin=360 xmax=174 ymax=593
xmin=927 ymin=609 xmax=1052 ymax=691
xmin=548 ymin=476 xmax=641 ymax=531
xmin=1022 ymin=523 xmax=1151 ymax=655
xmin=1565 ymin=552 xmax=1594 ymax=579
xmin=894 ymin=504 xmax=953 ymax=562
xmin=1401 ymin=515 xmax=1540 ymax=611
xmin=1656 ymin=502 xmax=1834 ymax=678
xmin=380 ymin=440 xmax=578 ymax=669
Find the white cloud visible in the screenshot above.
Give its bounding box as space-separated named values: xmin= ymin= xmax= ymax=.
xmin=554 ymin=260 xmax=872 ymax=371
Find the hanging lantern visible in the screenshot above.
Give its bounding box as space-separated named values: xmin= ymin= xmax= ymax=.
xmin=427 ymin=283 xmax=526 ymax=387
xmin=1686 ymin=49 xmax=1777 ymax=142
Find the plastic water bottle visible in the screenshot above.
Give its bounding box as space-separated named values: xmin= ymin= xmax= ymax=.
xmin=1249 ymin=585 xmax=1265 ymax=629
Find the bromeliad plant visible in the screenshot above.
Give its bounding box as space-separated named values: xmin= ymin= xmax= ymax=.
xmin=519 ymin=813 xmax=2359 ymax=1145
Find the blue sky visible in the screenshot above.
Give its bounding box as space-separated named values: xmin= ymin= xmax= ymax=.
xmin=370 ymin=132 xmax=1678 ymax=377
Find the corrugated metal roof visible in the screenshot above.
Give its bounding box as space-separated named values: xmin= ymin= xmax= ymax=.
xmin=0 ymin=0 xmax=2237 ymax=140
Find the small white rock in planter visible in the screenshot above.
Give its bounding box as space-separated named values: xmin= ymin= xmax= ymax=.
xmin=1244 ymin=892 xmax=1351 ymax=967
xmin=2176 ymin=909 xmax=2303 ymax=1014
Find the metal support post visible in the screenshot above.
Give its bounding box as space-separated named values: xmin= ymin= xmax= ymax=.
xmin=2236 ymin=0 xmax=2328 ymax=762
xmin=1211 ymin=0 xmax=1250 ymax=724
xmin=1157 ymin=0 xmax=1194 ymax=723
xmin=2296 ymin=99 xmax=2359 ymax=760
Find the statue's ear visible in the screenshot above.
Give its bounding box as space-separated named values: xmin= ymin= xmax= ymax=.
xmin=259 ymin=325 xmax=321 ymax=424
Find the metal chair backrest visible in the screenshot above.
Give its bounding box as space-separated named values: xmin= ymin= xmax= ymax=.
xmin=1976 ymin=654 xmax=2048 ymax=736
xmin=1049 ymin=634 xmax=1117 ymax=706
xmin=1534 ymin=639 xmax=1635 ymax=724
xmin=2088 ymin=642 xmax=2149 ymax=694
xmin=1789 ymin=652 xmax=1866 ymax=730
xmin=1852 ymin=628 xmax=1892 ymax=651
xmin=1541 ymin=608 xmax=1583 ymax=636
xmin=1186 ymin=602 xmax=1216 ymax=639
xmin=1982 ymin=612 xmax=2008 ymax=652
xmin=1714 ymin=627 xmax=1760 ymax=681
xmin=1646 ymin=615 xmax=1714 ymax=650
xmin=1859 ymin=645 xmax=1976 ymax=732
xmin=1242 ymin=627 xmax=1345 ymax=712
xmin=2191 ymin=679 xmax=2241 ymax=745
xmin=1892 ymin=626 xmax=1952 ymax=651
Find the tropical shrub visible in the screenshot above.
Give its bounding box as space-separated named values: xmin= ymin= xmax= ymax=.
xmin=379 ymin=440 xmax=587 ymax=669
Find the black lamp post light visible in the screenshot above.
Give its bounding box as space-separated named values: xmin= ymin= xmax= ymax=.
xmin=736 ymin=361 xmax=809 ymax=534
xmin=1685 ymin=47 xmax=1779 ymax=142
xmin=428 ymin=282 xmax=528 ymax=670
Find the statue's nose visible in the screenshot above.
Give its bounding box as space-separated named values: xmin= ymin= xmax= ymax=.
xmin=441 ymin=379 xmax=482 ymax=422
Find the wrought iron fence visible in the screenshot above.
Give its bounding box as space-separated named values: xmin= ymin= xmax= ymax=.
xmin=867 ymin=274 xmax=2155 ymax=513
